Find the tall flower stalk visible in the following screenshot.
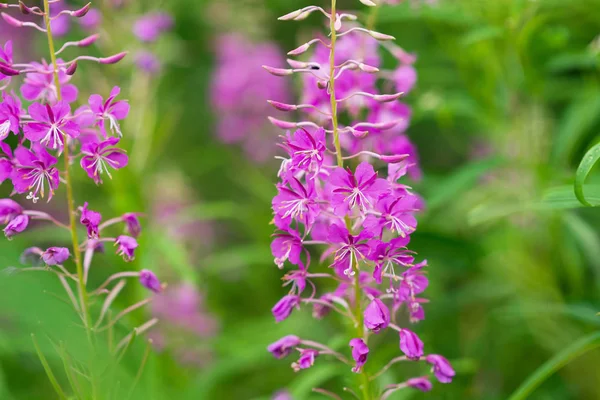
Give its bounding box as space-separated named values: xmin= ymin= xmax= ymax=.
xmin=0 ymin=1 xmax=162 ymax=397
xmin=266 ymin=1 xmax=454 ymax=398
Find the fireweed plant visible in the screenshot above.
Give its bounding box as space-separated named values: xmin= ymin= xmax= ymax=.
xmin=0 ymin=0 xmax=161 ymax=395
xmin=266 ymin=1 xmax=454 ymax=399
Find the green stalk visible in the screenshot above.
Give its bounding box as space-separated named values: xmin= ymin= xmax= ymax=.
xmin=328 ymin=2 xmax=371 ymax=398
xmin=42 ymin=0 xmax=93 ymax=340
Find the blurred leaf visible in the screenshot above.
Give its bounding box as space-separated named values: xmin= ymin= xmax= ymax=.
xmin=289 ymin=364 xmax=341 ymax=399
xmin=425 ymin=156 xmax=502 ymax=210
xmin=508 ymin=331 xmax=600 ymax=400
xmin=551 ymin=91 xmax=600 ymax=164
xmin=31 ymin=334 xmax=68 ymax=400
xmin=460 ymin=26 xmax=504 ymax=47
xmin=575 ymin=140 xmax=600 ymax=206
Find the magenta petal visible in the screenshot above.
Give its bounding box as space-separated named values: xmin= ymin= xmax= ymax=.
xmin=13 ymin=146 xmax=36 ymax=166
xmin=20 ymin=84 xmax=42 ymax=101
xmin=62 ymin=121 xmax=80 ymax=138
xmin=0 ymin=159 xmax=11 ymax=183
xmin=23 ymin=123 xmax=47 ymax=143
xmin=354 ymin=162 xmax=377 ymax=185
xmin=111 ymin=101 xmax=130 ymax=120
xmin=28 ymin=102 xmax=48 ymax=123
xmin=104 ymin=151 xmax=128 ymax=169
xmin=88 ymin=94 xmax=104 ymax=113
xmin=60 ymin=85 xmax=78 ymax=103
xmin=53 ymin=101 xmax=71 ymax=121
xmin=109 ymin=85 xmax=121 ymax=99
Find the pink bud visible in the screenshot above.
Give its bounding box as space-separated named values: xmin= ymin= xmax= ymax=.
xmin=294 ymin=10 xmax=312 ymax=21
xmin=72 ymin=2 xmax=91 ymax=18
xmin=373 ymin=120 xmax=400 ymax=130
xmin=78 ymin=34 xmax=99 ymax=47
xmin=18 ymin=1 xmax=33 ymax=14
xmin=317 ymin=80 xmax=328 ymax=90
xmin=334 ymin=14 xmax=342 ymax=31
xmin=99 ymin=52 xmax=127 ymax=64
xmin=268 ymin=117 xmax=296 ymax=130
xmin=373 ymin=93 xmax=404 ymax=102
xmin=351 ymin=129 xmax=369 ymax=138
xmin=358 ymin=63 xmax=379 ymax=73
xmin=278 ymin=8 xmax=305 ymax=21
xmin=262 ymin=65 xmax=293 ymax=76
xmin=380 ymin=154 xmax=409 ymax=163
xmin=267 ymin=100 xmax=297 ymax=112
xmin=66 ymin=61 xmax=77 ymax=76
xmin=288 ymin=43 xmax=310 ymax=56
xmin=0 ymin=63 xmax=19 ymax=76
xmin=1 ymin=13 xmax=23 ymax=28
xmin=287 ymin=59 xmax=307 ymax=69
xmin=0 ymin=4 xmax=9 ymax=9
xmin=368 ymin=30 xmax=395 ymax=41
xmin=359 ymin=0 xmax=377 ymax=6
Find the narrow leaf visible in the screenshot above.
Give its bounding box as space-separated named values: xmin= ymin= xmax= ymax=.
xmin=575 ymin=141 xmax=600 ymax=206
xmin=31 ymin=334 xmax=68 ymax=400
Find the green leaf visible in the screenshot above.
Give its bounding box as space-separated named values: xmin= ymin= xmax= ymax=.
xmin=508 ymin=331 xmax=600 ymax=400
xmin=31 ymin=334 xmax=68 ymax=400
xmin=575 ymin=141 xmax=600 ymax=206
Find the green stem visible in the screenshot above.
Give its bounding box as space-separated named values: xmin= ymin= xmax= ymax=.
xmin=43 ymin=0 xmax=92 ymax=338
xmin=328 ymin=2 xmax=371 ymax=399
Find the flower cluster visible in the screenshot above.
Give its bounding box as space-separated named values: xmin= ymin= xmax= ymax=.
xmin=0 ymin=0 xmax=161 ymax=368
xmin=211 ymin=34 xmax=292 ymax=163
xmin=265 ymin=1 xmax=453 ymax=397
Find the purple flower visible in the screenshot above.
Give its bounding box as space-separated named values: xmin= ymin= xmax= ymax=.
xmin=135 ymin=51 xmax=161 ymax=74
xmin=426 ymin=354 xmax=455 ymax=383
xmin=282 ymin=128 xmax=326 ymax=175
xmin=139 ymin=269 xmax=161 ymax=293
xmin=0 ymin=41 xmax=14 ymax=82
xmin=21 ymin=60 xmax=78 ymax=103
xmin=268 ymin=335 xmax=301 ymax=359
xmin=272 ymin=295 xmax=300 ymax=322
xmin=0 ymin=92 xmax=22 ymax=141
xmin=115 ymin=235 xmax=138 ymax=261
xmin=0 ymin=143 xmax=14 ymax=184
xmin=271 ymin=229 xmax=305 ymax=269
xmin=80 ymin=202 xmax=102 ymax=239
xmin=41 ymin=247 xmax=70 ymax=265
xmin=327 ymin=224 xmax=372 ymax=277
xmin=24 ymin=102 xmax=80 ymax=150
xmin=80 ymin=137 xmax=128 ymax=184
xmin=133 ymin=12 xmax=173 ymax=42
xmin=0 ymin=199 xmax=22 ymax=224
xmin=88 ymin=86 xmax=130 ymax=137
xmin=406 ymin=376 xmax=433 ymax=392
xmin=273 ymin=178 xmax=319 ymax=229
xmin=4 ymin=214 xmax=29 ymax=239
xmin=272 ymin=391 xmax=293 ymax=400
xmin=364 ymin=298 xmax=390 ymax=333
xmin=349 ymin=338 xmax=369 ymax=373
xmin=11 ymin=145 xmax=60 ymax=202
xmin=328 ymin=162 xmax=389 ymax=216
xmin=397 ymin=262 xmax=429 ymax=320
xmin=363 ymin=194 xmax=417 ymax=238
xmin=368 ymin=237 xmax=414 ymax=286
xmin=291 ymin=349 xmax=318 ymax=372
xmin=123 ymin=213 xmax=142 ymax=237
xmin=399 ymin=328 xmax=424 ymax=360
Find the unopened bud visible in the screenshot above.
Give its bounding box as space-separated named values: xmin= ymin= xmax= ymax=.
xmin=78 ymin=34 xmax=99 ymax=47
xmin=380 ymin=154 xmax=409 ymax=163
xmin=1 ymin=13 xmax=23 ymax=28
xmin=267 ymin=100 xmax=297 ymax=112
xmin=0 ymin=63 xmax=19 ymax=76
xmin=268 ymin=117 xmax=296 ymax=130
xmin=351 ymin=129 xmax=369 ymax=138
xmin=373 ymin=92 xmax=404 ymax=102
xmin=358 ymin=63 xmax=379 ymax=73
xmin=288 ymin=43 xmax=310 ymax=56
xmin=359 ymin=0 xmax=377 ymax=6
xmin=263 ymin=65 xmax=293 ymax=76
xmin=317 ymin=80 xmax=328 ymax=90
xmin=66 ymin=61 xmax=77 ymax=76
xmin=99 ymin=52 xmax=127 ymax=64
xmin=368 ymin=30 xmax=395 ymax=41
xmin=18 ymin=1 xmax=32 ymax=15
xmin=278 ymin=8 xmax=305 ymax=21
xmin=72 ymin=2 xmax=91 ymax=18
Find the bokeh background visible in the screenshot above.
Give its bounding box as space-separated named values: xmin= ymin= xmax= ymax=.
xmin=1 ymin=0 xmax=600 ymax=399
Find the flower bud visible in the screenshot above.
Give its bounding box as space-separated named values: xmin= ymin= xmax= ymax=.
xmin=0 ymin=199 xmax=23 ymax=224
xmin=278 ymin=8 xmax=305 ymax=21
xmin=18 ymin=1 xmax=33 ymax=15
xmin=66 ymin=61 xmax=77 ymax=76
xmin=79 ymin=34 xmax=99 ymax=47
xmin=115 ymin=235 xmax=138 ymax=262
xmin=399 ymin=328 xmax=424 ymax=360
xmin=368 ymin=30 xmax=395 ymax=41
xmin=262 ymin=65 xmax=293 ymax=76
xmin=349 ymin=338 xmax=369 ymax=373
xmin=41 ymin=247 xmax=70 ymax=266
xmin=291 ymin=349 xmax=318 ymax=372
xmin=267 ymin=335 xmax=301 ymax=359
xmin=268 ymin=117 xmax=296 ymax=130
xmin=316 ymin=80 xmax=328 ymax=90
xmin=72 ymin=3 xmax=91 ymax=18
xmin=288 ymin=43 xmax=310 ymax=56
xmin=139 ymin=269 xmax=161 ymax=293
xmin=373 ymin=92 xmax=404 ymax=103
xmin=407 ymin=377 xmax=433 ymax=392
xmin=364 ymin=298 xmax=390 ymax=332
xmin=359 ymin=0 xmax=377 ymax=6
xmin=272 ymin=295 xmax=300 ymax=322
xmin=358 ymin=63 xmax=379 ymax=73
xmin=4 ymin=214 xmax=29 ymax=239
xmin=380 ymin=154 xmax=409 ymax=163
xmin=1 ymin=13 xmax=23 ymax=28
xmin=99 ymin=52 xmax=127 ymax=65
xmin=267 ymin=100 xmax=297 ymax=112
xmin=0 ymin=63 xmax=19 ymax=77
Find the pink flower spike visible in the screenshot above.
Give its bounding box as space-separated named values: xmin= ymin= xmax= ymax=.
xmin=99 ymin=52 xmax=128 ymax=65
xmin=263 ymin=65 xmax=293 ymax=76
xmin=79 ymin=34 xmax=99 ymax=47
xmin=268 ymin=117 xmax=296 ymax=130
xmin=71 ymin=2 xmax=91 ymax=18
xmin=268 ymin=100 xmax=297 ymax=112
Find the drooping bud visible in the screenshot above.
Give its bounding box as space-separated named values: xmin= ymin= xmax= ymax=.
xmin=267 ymin=100 xmax=297 ymax=112
xmin=349 ymin=338 xmax=369 ymax=373
xmin=72 ymin=3 xmax=92 ymax=18
xmin=268 ymin=117 xmax=296 ymax=130
xmin=78 ymin=34 xmax=99 ymax=47
xmin=359 ymin=0 xmax=377 ymax=6
xmin=373 ymin=92 xmax=404 ymax=102
xmin=263 ymin=65 xmax=293 ymax=76
xmin=0 ymin=63 xmax=19 ymax=76
xmin=358 ymin=63 xmax=379 ymax=73
xmin=41 ymin=247 xmax=70 ymax=266
xmin=364 ymin=298 xmax=390 ymax=333
xmin=99 ymin=52 xmax=128 ymax=65
xmin=399 ymin=328 xmax=424 ymax=360
xmin=18 ymin=1 xmax=33 ymax=15
xmin=1 ymin=13 xmax=23 ymax=28
xmin=139 ymin=269 xmax=161 ymax=293
xmin=288 ymin=43 xmax=310 ymax=56
xmin=368 ymin=30 xmax=395 ymax=41
xmin=278 ymin=8 xmax=306 ymax=21
xmin=66 ymin=61 xmax=77 ymax=76
xmin=268 ymin=335 xmax=301 ymax=359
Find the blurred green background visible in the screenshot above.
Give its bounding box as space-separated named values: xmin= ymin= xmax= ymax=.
xmin=1 ymin=0 xmax=600 ymax=399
